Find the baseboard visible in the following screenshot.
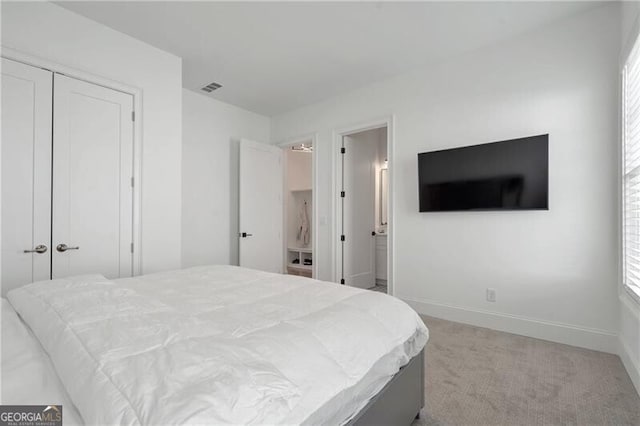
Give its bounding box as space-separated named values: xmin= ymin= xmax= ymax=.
xmin=401 ymin=296 xmax=618 ymax=354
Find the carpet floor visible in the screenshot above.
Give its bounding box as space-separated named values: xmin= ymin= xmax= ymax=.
xmin=413 ymin=315 xmax=640 ymax=426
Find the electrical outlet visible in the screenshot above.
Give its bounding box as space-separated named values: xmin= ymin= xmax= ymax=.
xmin=486 ymin=288 xmax=496 ymax=302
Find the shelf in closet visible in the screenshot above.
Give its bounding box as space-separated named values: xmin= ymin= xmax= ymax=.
xmin=287 ymin=247 xmax=313 ymax=277
xmin=288 ymin=246 xmax=313 ymax=253
xmin=287 ymin=263 xmax=312 ymax=271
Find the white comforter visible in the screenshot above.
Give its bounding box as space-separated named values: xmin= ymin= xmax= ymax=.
xmin=7 ymin=265 xmax=428 ymax=425
xmin=1 ymin=299 xmax=83 ymax=425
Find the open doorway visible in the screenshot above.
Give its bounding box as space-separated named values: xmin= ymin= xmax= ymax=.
xmin=336 ymin=122 xmax=391 ymax=294
xmin=280 ymin=137 xmax=316 ymax=279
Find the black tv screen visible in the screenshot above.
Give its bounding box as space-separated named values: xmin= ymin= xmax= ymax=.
xmin=418 ymin=135 xmax=548 ymax=212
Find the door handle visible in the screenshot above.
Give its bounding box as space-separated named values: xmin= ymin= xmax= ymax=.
xmin=24 ymin=244 xmax=48 ymax=254
xmin=240 ymin=232 xmax=253 ymax=238
xmin=56 ymin=243 xmax=79 ymax=252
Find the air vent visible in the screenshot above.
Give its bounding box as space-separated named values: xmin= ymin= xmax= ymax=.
xmin=201 ymin=82 xmax=222 ymax=93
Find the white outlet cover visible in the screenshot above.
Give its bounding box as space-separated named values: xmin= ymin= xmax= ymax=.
xmin=486 ymin=288 xmax=496 ymax=302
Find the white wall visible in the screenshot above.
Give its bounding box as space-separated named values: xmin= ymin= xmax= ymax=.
xmin=182 ymin=89 xmax=270 ymax=267
xmin=620 ymin=292 xmax=640 ymax=394
xmin=272 ymin=5 xmax=621 ymax=353
xmin=287 ymin=150 xmax=313 ymax=192
xmin=1 ymin=2 xmax=183 ymax=273
xmin=622 ymin=1 xmax=640 ymax=60
xmin=285 ymin=149 xmax=313 ymax=250
xmin=374 ymin=128 xmax=388 ymax=234
xmin=619 ymin=0 xmax=640 ymax=396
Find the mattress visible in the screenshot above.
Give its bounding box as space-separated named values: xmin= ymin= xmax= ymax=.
xmin=7 ymin=265 xmax=428 ymax=425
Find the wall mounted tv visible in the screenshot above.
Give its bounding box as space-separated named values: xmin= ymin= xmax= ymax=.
xmin=418 ymin=134 xmax=548 ymax=212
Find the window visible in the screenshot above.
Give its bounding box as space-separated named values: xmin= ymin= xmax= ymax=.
xmin=623 ymin=33 xmax=640 ymax=300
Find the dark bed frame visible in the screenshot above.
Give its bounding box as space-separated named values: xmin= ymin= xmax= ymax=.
xmin=347 ymin=349 xmax=425 ymax=426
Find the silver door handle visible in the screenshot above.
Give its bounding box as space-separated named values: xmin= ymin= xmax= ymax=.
xmin=56 ymin=244 xmax=79 ymax=252
xmin=24 ymin=244 xmax=48 ymax=254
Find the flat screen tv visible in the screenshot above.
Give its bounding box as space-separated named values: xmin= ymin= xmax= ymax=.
xmin=418 ymin=134 xmax=548 ymax=212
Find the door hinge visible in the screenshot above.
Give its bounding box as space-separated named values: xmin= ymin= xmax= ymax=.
xmin=340 ymin=235 xmax=345 ymax=242
xmin=130 ymin=243 xmax=134 ymax=253
xmin=340 ymin=191 xmax=345 ymax=198
xmin=340 ymin=147 xmax=346 ymax=154
xmin=340 ymin=278 xmax=345 ymax=285
xmin=130 ymin=177 xmax=134 ymax=187
xmin=131 ymin=111 xmax=135 ymax=121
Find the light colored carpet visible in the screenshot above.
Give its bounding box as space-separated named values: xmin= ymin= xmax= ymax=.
xmin=413 ymin=315 xmax=640 ymax=426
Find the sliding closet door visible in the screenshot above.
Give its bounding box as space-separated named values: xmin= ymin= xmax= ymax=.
xmin=1 ymin=59 xmax=52 ymax=295
xmin=52 ymin=74 xmax=134 ymax=279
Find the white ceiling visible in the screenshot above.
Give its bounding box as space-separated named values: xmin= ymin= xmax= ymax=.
xmin=57 ymin=1 xmax=602 ymax=116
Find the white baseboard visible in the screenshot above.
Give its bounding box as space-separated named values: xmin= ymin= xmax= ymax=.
xmin=401 ymin=296 xmax=618 ymax=354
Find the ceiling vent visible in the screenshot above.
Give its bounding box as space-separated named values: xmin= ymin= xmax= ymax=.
xmin=201 ymin=82 xmax=222 ymax=93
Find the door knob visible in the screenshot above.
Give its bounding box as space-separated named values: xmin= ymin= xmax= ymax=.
xmin=56 ymin=243 xmax=79 ymax=252
xmin=24 ymin=244 xmax=48 ymax=254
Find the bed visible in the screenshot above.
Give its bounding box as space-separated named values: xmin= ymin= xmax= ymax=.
xmin=3 ymin=265 xmax=428 ymax=425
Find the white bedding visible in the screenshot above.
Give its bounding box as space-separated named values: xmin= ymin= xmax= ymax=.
xmin=1 ymin=299 xmax=83 ymax=425
xmin=7 ymin=265 xmax=428 ymax=425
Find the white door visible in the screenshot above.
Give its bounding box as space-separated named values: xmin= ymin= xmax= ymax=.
xmin=239 ymin=139 xmax=283 ymax=273
xmin=52 ymin=74 xmax=134 ymax=279
xmin=342 ymin=134 xmax=377 ymax=288
xmin=1 ymin=59 xmax=52 ymax=295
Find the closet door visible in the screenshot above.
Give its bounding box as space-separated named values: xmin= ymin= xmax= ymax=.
xmin=342 ymin=134 xmax=377 ymax=288
xmin=239 ymin=139 xmax=283 ymax=273
xmin=52 ymin=74 xmax=134 ymax=279
xmin=1 ymin=59 xmax=52 ymax=295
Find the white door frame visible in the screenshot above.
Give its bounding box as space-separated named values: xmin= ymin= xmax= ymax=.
xmin=332 ymin=116 xmax=395 ymax=295
xmin=278 ymin=133 xmax=319 ymax=279
xmin=1 ymin=47 xmax=143 ymax=276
